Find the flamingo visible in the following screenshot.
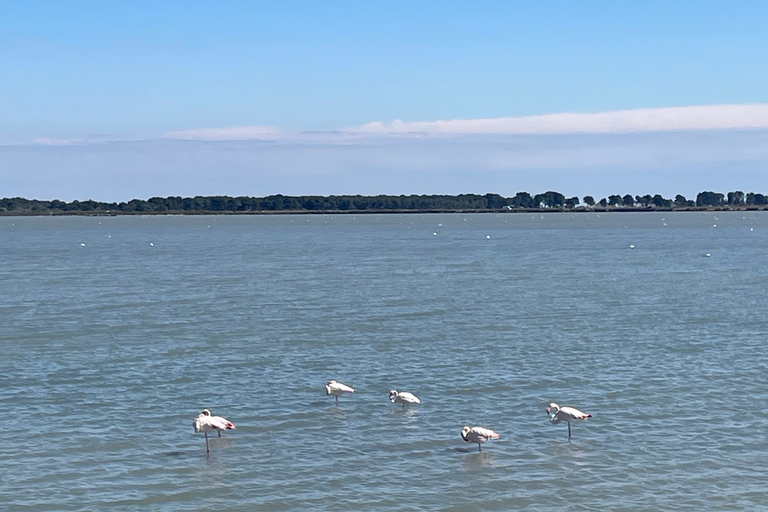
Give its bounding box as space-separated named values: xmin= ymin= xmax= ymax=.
xmin=193 ymin=409 xmax=235 ymax=452
xmin=547 ymin=402 xmax=592 ymax=439
xmin=325 ymin=380 xmax=355 ymax=405
xmin=460 ymin=426 xmax=500 ymax=452
xmin=389 ymin=390 xmax=421 ymax=407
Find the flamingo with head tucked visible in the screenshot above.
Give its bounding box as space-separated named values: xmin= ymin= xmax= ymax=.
xmin=193 ymin=409 xmax=235 ymax=452
xmin=547 ymin=402 xmax=591 ymax=439
xmin=389 ymin=390 xmax=420 ymax=407
xmin=325 ymin=380 xmax=355 ymax=405
xmin=460 ymin=426 xmax=500 ymax=452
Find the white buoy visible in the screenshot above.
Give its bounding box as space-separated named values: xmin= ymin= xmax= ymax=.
xmin=486 ymin=235 xmax=491 ymax=239
xmin=704 ymin=253 xmax=711 ymax=257
xmin=149 ymin=243 xmax=154 ymax=247
xmin=629 ymin=245 xmax=635 ymax=249
xmin=433 ymin=232 xmax=437 ymax=236
xmin=80 ymin=243 xmax=86 ymax=247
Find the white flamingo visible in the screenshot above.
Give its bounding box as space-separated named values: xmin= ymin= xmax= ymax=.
xmin=325 ymin=380 xmax=355 ymax=404
xmin=389 ymin=390 xmax=421 ymax=407
xmin=460 ymin=426 xmax=500 ymax=452
xmin=193 ymin=409 xmax=235 ymax=452
xmin=547 ymin=402 xmax=592 ymax=439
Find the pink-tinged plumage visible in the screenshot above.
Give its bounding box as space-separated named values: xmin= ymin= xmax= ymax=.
xmin=193 ymin=409 xmax=235 ymax=452
xmin=547 ymin=402 xmax=592 ymax=439
xmin=389 ymin=390 xmax=420 ymax=407
xmin=325 ymin=380 xmax=355 ymax=405
xmin=460 ymin=426 xmax=500 ymax=452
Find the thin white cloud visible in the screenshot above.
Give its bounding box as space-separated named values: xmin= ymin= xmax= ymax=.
xmin=161 ymin=104 xmax=768 ymax=142
xmin=33 ymin=137 xmax=96 ymax=146
xmin=164 ymin=125 xmax=284 ymax=140
xmin=344 ymin=104 xmax=768 ymax=136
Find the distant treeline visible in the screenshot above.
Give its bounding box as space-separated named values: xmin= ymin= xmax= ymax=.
xmin=1 ymin=190 xmax=767 ymax=215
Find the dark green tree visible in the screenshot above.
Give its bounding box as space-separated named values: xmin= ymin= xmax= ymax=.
xmin=509 ymin=192 xmax=536 ymax=208
xmin=534 ymin=191 xmax=565 ymax=208
xmin=727 ymin=191 xmax=745 ymax=205
xmin=696 ymin=191 xmax=725 ymax=207
xmin=652 ymin=194 xmax=672 ymax=208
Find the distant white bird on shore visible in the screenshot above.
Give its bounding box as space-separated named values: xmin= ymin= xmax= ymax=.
xmin=547 ymin=403 xmax=592 ymax=439
xmin=460 ymin=426 xmax=500 ymax=452
xmin=325 ymin=380 xmax=356 ymax=405
xmin=193 ymin=409 xmax=235 ymax=452
xmin=389 ymin=390 xmax=420 ymax=407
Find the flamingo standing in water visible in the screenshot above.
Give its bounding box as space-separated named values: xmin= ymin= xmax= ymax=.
xmin=389 ymin=390 xmax=421 ymax=407
xmin=193 ymin=409 xmax=235 ymax=452
xmin=325 ymin=380 xmax=355 ymax=405
xmin=460 ymin=426 xmax=500 ymax=452
xmin=547 ymin=402 xmax=591 ymax=439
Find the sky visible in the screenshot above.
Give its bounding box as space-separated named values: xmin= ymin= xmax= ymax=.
xmin=2 ymin=1 xmax=768 ymax=202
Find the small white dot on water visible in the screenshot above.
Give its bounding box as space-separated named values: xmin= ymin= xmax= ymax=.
xmin=629 ymin=245 xmax=635 ymax=249
xmin=80 ymin=243 xmax=86 ymax=247
xmin=433 ymin=232 xmax=437 ymax=236
xmin=486 ymin=235 xmax=491 ymax=239
xmin=149 ymin=243 xmax=154 ymax=247
xmin=704 ymin=253 xmax=711 ymax=257
xmin=751 ymin=228 xmax=754 ymax=231
xmin=713 ymin=224 xmax=717 ymax=228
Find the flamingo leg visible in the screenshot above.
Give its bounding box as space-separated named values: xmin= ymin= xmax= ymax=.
xmin=205 ymin=432 xmax=210 ymax=452
xmin=478 ymin=444 xmax=482 ymax=452
xmin=335 ymin=395 xmax=339 ymax=405
xmin=568 ymin=422 xmax=572 ymax=439
xmin=218 ymin=430 xmax=221 ymax=438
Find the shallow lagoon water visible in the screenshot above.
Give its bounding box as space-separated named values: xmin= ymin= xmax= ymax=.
xmin=2 ymin=212 xmax=767 ymax=511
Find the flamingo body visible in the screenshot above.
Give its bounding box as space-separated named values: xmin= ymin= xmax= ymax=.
xmin=389 ymin=390 xmax=420 ymax=407
xmin=193 ymin=409 xmax=235 ymax=452
xmin=547 ymin=402 xmax=591 ymax=439
xmin=460 ymin=426 xmax=500 ymax=452
xmin=325 ymin=380 xmax=355 ymax=404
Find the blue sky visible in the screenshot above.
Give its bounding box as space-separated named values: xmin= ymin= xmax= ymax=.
xmin=2 ymin=1 xmax=768 ymax=202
